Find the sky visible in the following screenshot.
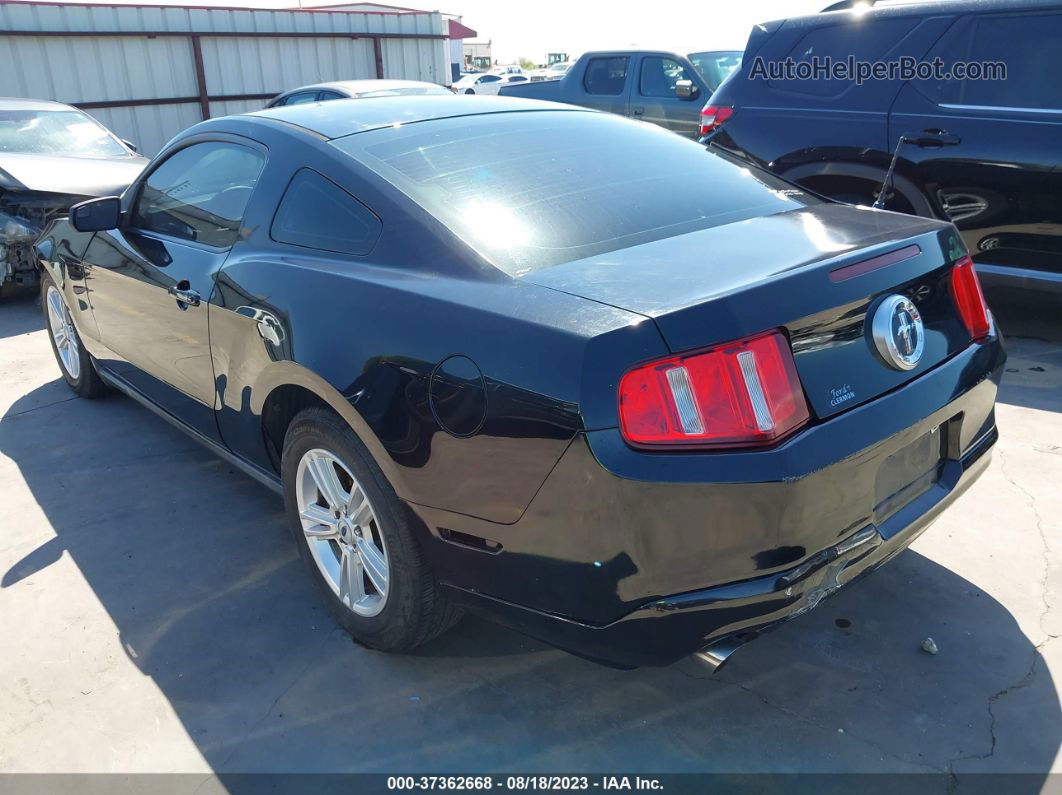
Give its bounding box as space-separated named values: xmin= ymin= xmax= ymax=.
xmin=61 ymin=0 xmax=829 ymax=63
xmin=422 ymin=0 xmax=827 ymax=63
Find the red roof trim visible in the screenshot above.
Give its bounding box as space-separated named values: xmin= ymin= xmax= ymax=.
xmin=291 ymin=1 xmax=430 ymax=11
xmin=447 ymin=17 xmax=475 ymax=39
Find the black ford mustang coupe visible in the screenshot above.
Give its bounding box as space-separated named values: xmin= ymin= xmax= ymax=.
xmin=37 ymin=97 xmax=1005 ymax=669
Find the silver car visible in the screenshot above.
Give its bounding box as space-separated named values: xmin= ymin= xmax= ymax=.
xmin=266 ymin=79 xmax=452 ymax=108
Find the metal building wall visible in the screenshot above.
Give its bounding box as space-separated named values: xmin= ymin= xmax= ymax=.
xmin=0 ymin=1 xmax=449 ymax=155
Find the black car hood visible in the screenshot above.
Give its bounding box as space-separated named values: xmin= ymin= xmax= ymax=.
xmin=0 ymin=152 xmax=148 ymax=196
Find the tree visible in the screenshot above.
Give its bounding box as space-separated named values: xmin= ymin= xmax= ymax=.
xmin=518 ymin=57 xmax=537 ymax=71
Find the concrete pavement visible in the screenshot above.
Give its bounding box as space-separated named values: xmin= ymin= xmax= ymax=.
xmin=0 ymin=290 xmax=1059 ymax=783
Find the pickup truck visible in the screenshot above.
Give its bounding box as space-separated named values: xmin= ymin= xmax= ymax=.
xmin=499 ymin=49 xmax=741 ymax=138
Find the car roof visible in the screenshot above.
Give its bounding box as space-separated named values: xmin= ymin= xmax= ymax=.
xmin=0 ymin=97 xmax=78 ymax=111
xmin=247 ymin=95 xmax=588 ymax=140
xmin=778 ymin=0 xmax=1058 ymax=27
xmin=279 ymin=79 xmax=444 ymax=97
xmin=580 ymin=48 xmax=688 ymax=58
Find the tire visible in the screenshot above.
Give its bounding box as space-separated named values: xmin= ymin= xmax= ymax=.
xmin=464 ymin=88 xmax=475 ymax=94
xmin=282 ymin=407 xmax=461 ymax=652
xmin=40 ymin=272 xmax=109 ymax=398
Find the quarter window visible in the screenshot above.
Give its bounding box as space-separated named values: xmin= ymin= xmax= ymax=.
xmin=640 ymin=57 xmax=688 ymax=97
xmin=132 ymin=142 xmax=264 ymax=248
xmin=583 ymin=56 xmax=629 ymax=95
xmin=270 ymin=168 xmax=381 ymax=256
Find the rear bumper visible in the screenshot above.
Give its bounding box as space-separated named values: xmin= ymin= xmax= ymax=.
xmin=418 ymin=336 xmax=1005 ymax=667
xmin=443 ymin=425 xmax=995 ymax=668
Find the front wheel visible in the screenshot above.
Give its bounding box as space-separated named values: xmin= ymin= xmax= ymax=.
xmin=282 ymin=407 xmax=461 ymax=652
xmin=464 ymin=88 xmax=475 ymax=95
xmin=41 ymin=274 xmax=109 ymax=398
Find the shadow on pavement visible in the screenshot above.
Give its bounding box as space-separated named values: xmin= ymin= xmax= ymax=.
xmin=1 ymin=378 xmax=1059 ymax=782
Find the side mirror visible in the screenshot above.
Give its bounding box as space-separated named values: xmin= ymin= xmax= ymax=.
xmin=121 ymin=138 xmax=138 ymax=153
xmin=70 ymin=196 xmax=121 ymax=232
xmin=674 ymin=79 xmax=699 ymax=100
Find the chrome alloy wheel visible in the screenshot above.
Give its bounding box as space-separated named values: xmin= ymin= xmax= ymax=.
xmin=296 ymin=448 xmax=389 ymax=617
xmin=46 ymin=285 xmax=80 ymax=380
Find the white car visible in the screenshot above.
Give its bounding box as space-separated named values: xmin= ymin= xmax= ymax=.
xmin=472 ymin=73 xmax=530 ymax=96
xmin=529 ymin=62 xmax=570 ymax=82
xmin=451 ymin=73 xmax=528 ymax=95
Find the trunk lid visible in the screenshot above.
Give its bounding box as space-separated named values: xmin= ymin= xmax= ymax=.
xmin=524 ymin=204 xmax=973 ymax=420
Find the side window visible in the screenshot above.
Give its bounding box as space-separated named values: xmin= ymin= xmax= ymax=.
xmin=282 ymin=91 xmax=320 ymax=106
xmin=640 ymin=57 xmax=687 ymax=97
xmin=959 ymin=13 xmax=1062 ymax=109
xmin=780 ymin=18 xmax=918 ymax=97
xmin=318 ymin=90 xmax=345 ymax=101
xmin=270 ymin=168 xmax=382 ymax=256
xmin=479 ymin=75 xmax=501 ymax=84
xmin=132 ymin=142 xmax=264 ymax=248
xmin=584 ymin=56 xmax=629 ymax=95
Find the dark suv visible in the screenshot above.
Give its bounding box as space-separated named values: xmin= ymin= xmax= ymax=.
xmin=704 ymin=0 xmax=1062 ymax=294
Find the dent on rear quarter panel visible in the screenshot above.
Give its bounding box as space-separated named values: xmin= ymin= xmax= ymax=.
xmin=211 ymin=252 xmax=661 ymax=525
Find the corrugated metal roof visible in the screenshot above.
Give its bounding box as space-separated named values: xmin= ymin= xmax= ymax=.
xmin=0 ymin=1 xmax=447 ymax=36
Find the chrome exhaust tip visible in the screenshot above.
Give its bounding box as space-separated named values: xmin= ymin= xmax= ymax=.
xmin=692 ymin=640 xmax=742 ymax=673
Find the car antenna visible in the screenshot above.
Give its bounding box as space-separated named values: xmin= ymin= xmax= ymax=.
xmin=873 ymin=133 xmax=912 ymax=210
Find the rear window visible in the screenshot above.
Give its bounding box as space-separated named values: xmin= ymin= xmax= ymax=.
xmin=333 ymin=111 xmax=814 ymax=275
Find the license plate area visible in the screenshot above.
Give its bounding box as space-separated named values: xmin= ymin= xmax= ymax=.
xmin=874 ymin=424 xmax=946 ymax=523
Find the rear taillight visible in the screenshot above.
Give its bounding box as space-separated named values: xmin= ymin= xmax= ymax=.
xmin=699 ymin=104 xmax=734 ymax=137
xmin=950 ymin=255 xmax=991 ymax=341
xmin=619 ymin=330 xmax=810 ymax=449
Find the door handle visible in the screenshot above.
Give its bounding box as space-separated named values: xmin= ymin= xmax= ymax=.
xmin=905 ymin=129 xmax=961 ymax=148
xmin=168 ymin=285 xmax=201 ymax=308
xmin=631 ymin=106 xmax=644 ymax=117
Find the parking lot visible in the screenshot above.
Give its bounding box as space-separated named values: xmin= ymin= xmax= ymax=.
xmin=0 ymin=289 xmax=1058 ymax=780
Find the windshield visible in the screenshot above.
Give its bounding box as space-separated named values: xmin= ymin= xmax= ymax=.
xmin=0 ymin=109 xmax=129 ymax=158
xmin=334 ymin=110 xmax=813 ymax=275
xmin=688 ymin=51 xmax=743 ymax=92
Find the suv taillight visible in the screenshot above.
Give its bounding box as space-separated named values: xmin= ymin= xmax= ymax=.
xmin=619 ymin=330 xmax=810 ymax=449
xmin=699 ymin=104 xmax=734 ymax=137
xmin=950 ymin=255 xmax=991 ymax=341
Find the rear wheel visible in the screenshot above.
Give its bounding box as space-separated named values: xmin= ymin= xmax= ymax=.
xmin=41 ymin=274 xmax=109 ymax=398
xmin=282 ymin=407 xmax=461 ymax=651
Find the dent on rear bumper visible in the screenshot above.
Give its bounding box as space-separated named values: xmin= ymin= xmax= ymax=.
xmin=414 ymin=337 xmax=1005 ymax=665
